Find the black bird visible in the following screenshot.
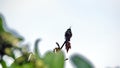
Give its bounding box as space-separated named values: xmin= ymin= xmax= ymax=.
xmin=65 ymin=27 xmax=72 ymax=41
xmin=60 ymin=27 xmax=72 ymax=49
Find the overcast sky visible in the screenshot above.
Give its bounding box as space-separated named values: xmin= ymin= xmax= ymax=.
xmin=0 ymin=0 xmax=120 ymax=68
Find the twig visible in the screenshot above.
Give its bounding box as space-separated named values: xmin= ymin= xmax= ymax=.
xmin=60 ymin=41 xmax=66 ymax=49
xmin=56 ymin=42 xmax=60 ymax=48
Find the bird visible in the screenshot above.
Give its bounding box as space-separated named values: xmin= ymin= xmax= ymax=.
xmin=65 ymin=27 xmax=72 ymax=42
xmin=60 ymin=27 xmax=72 ymax=49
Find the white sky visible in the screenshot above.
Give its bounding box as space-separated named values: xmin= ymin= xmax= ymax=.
xmin=0 ymin=0 xmax=120 ymax=68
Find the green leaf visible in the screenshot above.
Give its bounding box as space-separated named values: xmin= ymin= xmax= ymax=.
xmin=0 ymin=32 xmax=21 ymax=46
xmin=0 ymin=14 xmax=23 ymax=45
xmin=22 ymin=63 xmax=34 ymax=68
xmin=34 ymin=39 xmax=41 ymax=59
xmin=5 ymin=48 xmax=15 ymax=59
xmin=0 ymin=15 xmax=5 ymax=32
xmin=70 ymin=54 xmax=94 ymax=68
xmin=9 ymin=62 xmax=34 ymax=68
xmin=43 ymin=51 xmax=65 ymax=68
xmin=0 ymin=60 xmax=7 ymax=68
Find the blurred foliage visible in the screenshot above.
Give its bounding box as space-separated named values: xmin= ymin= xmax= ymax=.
xmin=70 ymin=54 xmax=94 ymax=68
xmin=9 ymin=51 xmax=64 ymax=68
xmin=0 ymin=14 xmax=94 ymax=68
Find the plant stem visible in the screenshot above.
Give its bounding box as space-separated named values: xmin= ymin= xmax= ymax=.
xmin=60 ymin=41 xmax=66 ymax=49
xmin=34 ymin=39 xmax=41 ymax=59
xmin=56 ymin=42 xmax=60 ymax=48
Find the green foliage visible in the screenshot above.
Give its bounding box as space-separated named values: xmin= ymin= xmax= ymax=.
xmin=0 ymin=60 xmax=7 ymax=68
xmin=0 ymin=16 xmax=4 ymax=32
xmin=9 ymin=62 xmax=34 ymax=68
xmin=9 ymin=51 xmax=65 ymax=68
xmin=0 ymin=14 xmax=22 ymax=60
xmin=43 ymin=51 xmax=64 ymax=68
xmin=0 ymin=14 xmax=94 ymax=68
xmin=70 ymin=54 xmax=94 ymax=68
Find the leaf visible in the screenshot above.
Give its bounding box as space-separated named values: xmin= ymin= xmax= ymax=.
xmin=9 ymin=62 xmax=34 ymax=68
xmin=22 ymin=63 xmax=34 ymax=68
xmin=0 ymin=14 xmax=23 ymax=46
xmin=34 ymin=59 xmax=46 ymax=68
xmin=34 ymin=39 xmax=41 ymax=59
xmin=70 ymin=54 xmax=94 ymax=68
xmin=0 ymin=60 xmax=7 ymax=68
xmin=65 ymin=41 xmax=71 ymax=53
xmin=0 ymin=15 xmax=5 ymax=32
xmin=5 ymin=48 xmax=15 ymax=59
xmin=43 ymin=51 xmax=65 ymax=68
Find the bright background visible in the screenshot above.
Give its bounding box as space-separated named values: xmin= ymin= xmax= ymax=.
xmin=0 ymin=0 xmax=120 ymax=68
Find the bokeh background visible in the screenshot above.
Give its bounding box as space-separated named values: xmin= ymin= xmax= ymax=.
xmin=0 ymin=0 xmax=120 ymax=68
